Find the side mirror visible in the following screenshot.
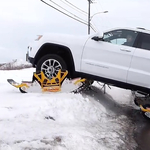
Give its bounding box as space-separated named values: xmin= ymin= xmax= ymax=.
xmin=92 ymin=36 xmax=103 ymax=41
xmin=91 ymin=32 xmax=103 ymax=41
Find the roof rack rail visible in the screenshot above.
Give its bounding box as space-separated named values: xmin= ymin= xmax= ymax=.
xmin=137 ymin=27 xmax=145 ymax=30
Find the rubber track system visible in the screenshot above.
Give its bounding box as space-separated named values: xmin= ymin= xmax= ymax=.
xmin=72 ymin=79 xmax=93 ymax=93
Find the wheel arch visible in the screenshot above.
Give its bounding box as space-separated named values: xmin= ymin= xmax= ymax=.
xmin=34 ymin=43 xmax=75 ymax=77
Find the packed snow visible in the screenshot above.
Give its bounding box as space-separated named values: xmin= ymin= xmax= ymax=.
xmin=0 ymin=68 xmax=137 ymax=150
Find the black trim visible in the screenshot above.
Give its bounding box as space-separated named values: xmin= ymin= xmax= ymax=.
xmin=75 ymin=72 xmax=150 ymax=94
xmin=28 ymin=57 xmax=35 ymax=67
xmin=137 ymin=33 xmax=150 ymax=51
xmin=134 ymin=32 xmax=142 ymax=48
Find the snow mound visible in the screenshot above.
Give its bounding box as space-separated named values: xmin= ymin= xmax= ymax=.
xmin=0 ymin=59 xmax=32 ymax=70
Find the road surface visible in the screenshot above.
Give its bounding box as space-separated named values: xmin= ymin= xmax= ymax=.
xmin=83 ymin=85 xmax=150 ymax=150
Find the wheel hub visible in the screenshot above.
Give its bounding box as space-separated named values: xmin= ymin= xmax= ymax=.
xmin=48 ymin=66 xmax=55 ymax=74
xmin=41 ymin=59 xmax=62 ymax=79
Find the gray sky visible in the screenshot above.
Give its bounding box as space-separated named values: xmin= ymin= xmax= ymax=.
xmin=0 ymin=0 xmax=150 ymax=63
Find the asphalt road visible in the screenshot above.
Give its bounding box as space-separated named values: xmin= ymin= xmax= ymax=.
xmin=82 ymin=86 xmax=150 ymax=150
xmin=131 ymin=109 xmax=150 ymax=150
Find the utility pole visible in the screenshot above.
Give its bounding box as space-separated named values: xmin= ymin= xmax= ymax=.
xmin=88 ymin=0 xmax=92 ymax=34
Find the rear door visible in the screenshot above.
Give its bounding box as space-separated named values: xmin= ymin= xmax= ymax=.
xmin=127 ymin=33 xmax=150 ymax=88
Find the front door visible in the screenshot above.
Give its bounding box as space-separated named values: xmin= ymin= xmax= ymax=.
xmin=81 ymin=29 xmax=138 ymax=82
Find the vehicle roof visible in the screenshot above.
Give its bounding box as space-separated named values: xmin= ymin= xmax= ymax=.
xmin=104 ymin=27 xmax=150 ymax=34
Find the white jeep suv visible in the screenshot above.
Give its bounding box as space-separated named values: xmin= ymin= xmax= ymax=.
xmin=27 ymin=27 xmax=150 ymax=94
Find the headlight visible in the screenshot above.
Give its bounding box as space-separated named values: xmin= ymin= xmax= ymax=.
xmin=35 ymin=35 xmax=43 ymax=41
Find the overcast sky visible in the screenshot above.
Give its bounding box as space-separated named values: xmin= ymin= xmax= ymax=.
xmin=0 ymin=0 xmax=150 ymax=63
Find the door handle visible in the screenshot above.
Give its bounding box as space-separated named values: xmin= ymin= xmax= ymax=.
xmin=120 ymin=49 xmax=131 ymax=52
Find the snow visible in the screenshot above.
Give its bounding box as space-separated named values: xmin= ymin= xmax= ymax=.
xmin=0 ymin=68 xmax=137 ymax=150
xmin=0 ymin=59 xmax=31 ymax=70
xmin=11 ymin=59 xmax=31 ymax=66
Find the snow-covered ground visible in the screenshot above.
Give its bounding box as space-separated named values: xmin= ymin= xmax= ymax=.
xmin=0 ymin=68 xmax=137 ymax=150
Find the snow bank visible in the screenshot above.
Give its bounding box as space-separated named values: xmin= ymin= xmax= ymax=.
xmin=0 ymin=59 xmax=32 ymax=70
xmin=0 ymin=68 xmax=137 ymax=150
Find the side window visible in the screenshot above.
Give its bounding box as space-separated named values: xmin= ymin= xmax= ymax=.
xmin=103 ymin=29 xmax=138 ymax=47
xmin=140 ymin=34 xmax=150 ymax=50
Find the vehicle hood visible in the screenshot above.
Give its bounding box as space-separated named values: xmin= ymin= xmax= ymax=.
xmin=39 ymin=32 xmax=99 ymax=47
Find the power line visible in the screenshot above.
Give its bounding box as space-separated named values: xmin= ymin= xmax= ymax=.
xmin=59 ymin=0 xmax=87 ymax=16
xmin=95 ymin=0 xmax=113 ymax=28
xmin=41 ymin=0 xmax=97 ymax=32
xmin=63 ymin=0 xmax=87 ymax=15
xmin=49 ymin=0 xmax=82 ymax=19
xmin=91 ymin=2 xmax=105 ymax=31
xmin=94 ymin=0 xmax=104 ymax=11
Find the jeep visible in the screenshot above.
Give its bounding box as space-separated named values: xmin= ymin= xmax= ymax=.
xmin=27 ymin=27 xmax=150 ymax=94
